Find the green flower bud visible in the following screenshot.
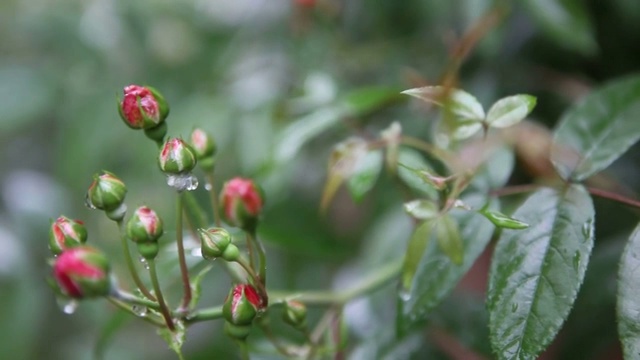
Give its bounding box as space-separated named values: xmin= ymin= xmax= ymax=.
xmin=198 ymin=227 xmax=231 ymax=260
xmin=127 ymin=206 xmax=164 ymax=243
xmin=223 ymin=284 xmax=264 ymax=326
xmin=158 ymin=138 xmax=197 ymax=174
xmin=49 ymin=216 xmax=87 ymax=255
xmin=190 ymin=128 xmax=217 ymax=160
xmin=53 ymin=246 xmax=112 ymax=299
xmin=282 ymin=300 xmax=307 ymax=329
xmin=221 ymin=244 xmax=240 ymax=262
xmin=136 ymin=242 xmax=160 ymax=260
xmin=86 ymin=171 xmax=127 ymax=212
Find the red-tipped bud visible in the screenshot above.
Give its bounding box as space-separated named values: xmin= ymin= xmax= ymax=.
xmin=220 ymin=177 xmax=264 ymax=232
xmin=49 ymin=216 xmax=88 ymax=255
xmin=86 ymin=171 xmax=127 ymax=218
xmin=53 ymin=247 xmax=111 ymax=299
xmin=282 ymin=300 xmax=307 ymax=329
xmin=223 ymin=284 xmax=264 ymax=326
xmin=118 ymin=85 xmax=169 ymax=130
xmin=158 ymin=138 xmax=197 ymax=174
xmin=190 ymin=128 xmax=217 ymax=160
xmin=127 ymin=206 xmax=164 ymax=243
xmin=198 ymin=227 xmax=231 ymax=259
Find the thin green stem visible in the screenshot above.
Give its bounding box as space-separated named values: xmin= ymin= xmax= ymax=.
xmin=107 ymin=297 xmax=165 ymax=327
xmin=113 ymin=290 xmax=161 ymax=311
xmin=205 ymin=172 xmax=221 ymax=227
xmin=245 ymin=232 xmax=257 ymax=271
xmin=247 ymin=230 xmax=267 ymax=286
xmin=176 ymin=193 xmax=192 ymax=311
xmin=147 ymin=258 xmax=176 ymax=331
xmin=182 ymin=191 xmax=208 ymax=229
xmin=184 ymin=305 xmax=224 ymax=324
xmin=270 ymin=258 xmax=402 ymax=305
xmin=116 ymin=220 xmax=156 ymax=301
xmin=259 ymin=323 xmax=295 ymax=357
xmin=238 ymin=341 xmax=250 ymax=360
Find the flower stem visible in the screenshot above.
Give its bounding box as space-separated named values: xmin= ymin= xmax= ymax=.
xmin=184 ymin=305 xmax=224 ymax=324
xmin=147 ymin=258 xmax=176 ymax=331
xmin=587 ymin=186 xmax=640 ymax=209
xmin=176 ymin=193 xmax=192 ymax=312
xmin=113 ymin=289 xmax=161 ymax=311
xmin=116 ymin=220 xmax=156 ymax=301
xmin=238 ymin=341 xmax=250 ymax=360
xmin=247 ymin=230 xmax=267 ymax=286
xmin=206 ymin=172 xmax=221 ymax=227
xmin=106 ymin=297 xmax=165 ymax=327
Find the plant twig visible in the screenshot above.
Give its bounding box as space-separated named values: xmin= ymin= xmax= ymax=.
xmin=106 ymin=297 xmax=166 ymax=327
xmin=587 ymin=186 xmax=640 ymax=209
xmin=147 ymin=258 xmax=176 ymax=331
xmin=116 ymin=220 xmax=156 ymax=301
xmin=176 ymin=193 xmax=192 ymax=312
xmin=206 ymin=172 xmax=221 ymax=227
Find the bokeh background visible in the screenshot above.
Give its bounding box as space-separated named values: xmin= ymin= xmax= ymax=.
xmin=2 ymin=0 xmax=640 ymax=359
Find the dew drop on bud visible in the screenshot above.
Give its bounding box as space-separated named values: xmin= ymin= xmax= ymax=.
xmin=204 ymin=183 xmax=212 ymax=191
xmin=132 ymin=305 xmax=148 ymax=317
xmin=139 ymin=256 xmax=150 ymax=270
xmin=84 ymin=193 xmax=97 ymax=210
xmin=398 ymin=289 xmax=411 ymax=302
xmin=57 ymin=297 xmax=79 ymax=315
xmin=166 ymin=173 xmax=199 ymax=192
xmin=190 ymin=247 xmax=202 ymax=257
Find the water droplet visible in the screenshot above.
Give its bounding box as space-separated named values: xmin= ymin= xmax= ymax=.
xmin=582 ymin=219 xmax=593 ymax=240
xmin=204 ymin=183 xmax=213 ymax=191
xmin=166 ymin=173 xmax=199 ymax=192
xmin=190 ymin=247 xmax=202 ymax=257
xmin=139 ymin=256 xmax=150 ymax=270
xmin=84 ymin=193 xmax=97 ymax=210
xmin=573 ymin=252 xmax=581 ymax=270
xmin=399 ymin=289 xmax=412 ymax=302
xmin=57 ymin=297 xmax=78 ymax=314
xmin=511 ymin=303 xmax=518 ymax=313
xmin=132 ymin=305 xmax=148 ymax=317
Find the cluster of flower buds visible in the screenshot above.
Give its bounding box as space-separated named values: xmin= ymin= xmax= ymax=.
xmin=118 ymin=85 xmax=169 ymax=143
xmin=220 ymin=177 xmax=265 ymax=233
xmin=223 ymin=284 xmax=265 ymax=340
xmin=190 ymin=128 xmax=217 ymax=171
xmin=86 ymin=171 xmax=128 ymax=221
xmin=53 ymin=246 xmax=112 ymax=299
xmin=198 ymin=227 xmax=239 ymax=261
xmin=126 ymin=206 xmax=164 ymax=260
xmin=49 ymin=216 xmax=88 ymax=255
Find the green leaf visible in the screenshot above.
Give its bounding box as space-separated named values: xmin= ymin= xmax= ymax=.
xmin=347 ymin=149 xmax=383 ymax=202
xmin=320 ymin=137 xmax=368 ymax=211
xmin=397 ymin=148 xmax=439 ymax=198
xmin=486 ymin=95 xmax=537 ymax=128
xmin=479 ymin=208 xmax=529 ymax=230
xmin=552 ymin=75 xmax=640 ymax=181
xmin=343 ymin=86 xmax=405 ymax=117
xmin=616 ymin=223 xmax=640 ymax=359
xmin=398 ymin=194 xmax=495 ymax=332
xmin=401 ymin=220 xmax=434 ymax=291
xmin=487 ymin=185 xmax=595 ymax=360
xmin=158 ymin=321 xmax=187 ymax=360
xmin=189 ymin=265 xmax=214 ymax=310
xmin=435 ymin=215 xmax=463 ymax=265
xmin=403 ymin=199 xmax=439 ymax=220
xmin=402 ymin=86 xmax=485 ymax=122
xmin=522 ymin=0 xmax=597 ymax=55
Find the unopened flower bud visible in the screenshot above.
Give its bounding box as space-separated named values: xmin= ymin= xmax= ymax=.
xmin=220 ymin=177 xmax=264 ymax=232
xmin=223 ymin=284 xmax=264 ymax=326
xmin=49 ymin=216 xmax=88 ymax=255
xmin=87 ymin=171 xmax=127 ymax=214
xmin=190 ymin=128 xmax=217 ymax=159
xmin=198 ymin=227 xmax=231 ymax=260
xmin=282 ymin=300 xmax=307 ymax=329
xmin=127 ymin=206 xmax=163 ymax=260
xmin=53 ymin=246 xmax=111 ymax=299
xmin=158 ymin=138 xmax=197 ymax=174
xmin=118 ymin=85 xmax=169 ymax=130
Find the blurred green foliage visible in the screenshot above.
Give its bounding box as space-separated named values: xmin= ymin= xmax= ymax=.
xmin=1 ymin=0 xmax=640 ymax=359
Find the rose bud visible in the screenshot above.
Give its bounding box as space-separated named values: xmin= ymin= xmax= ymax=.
xmin=53 ymin=246 xmax=112 ymax=299
xmin=49 ymin=216 xmax=88 ymax=255
xmin=198 ymin=227 xmax=231 ymax=259
xmin=158 ymin=138 xmax=198 ymax=175
xmin=126 ymin=206 xmax=163 ymax=260
xmin=223 ymin=284 xmax=264 ymax=326
xmin=282 ymin=300 xmax=307 ymax=329
xmin=190 ymin=128 xmax=217 ymax=160
xmin=118 ymin=85 xmax=169 ymax=130
xmin=220 ymin=177 xmax=264 ymax=232
xmin=87 ymin=171 xmax=127 ymax=221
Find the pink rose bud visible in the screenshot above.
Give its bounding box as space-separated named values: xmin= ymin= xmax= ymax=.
xmin=190 ymin=128 xmax=217 ymax=171
xmin=223 ymin=284 xmax=264 ymax=326
xmin=158 ymin=138 xmax=197 ymax=174
xmin=53 ymin=247 xmax=112 ymax=299
xmin=86 ymin=171 xmax=127 ymax=221
xmin=198 ymin=227 xmax=232 ymax=260
xmin=49 ymin=216 xmax=88 ymax=255
xmin=126 ymin=206 xmax=163 ymax=259
xmin=118 ymin=85 xmax=169 ymax=130
xmin=220 ymin=177 xmax=264 ymax=232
